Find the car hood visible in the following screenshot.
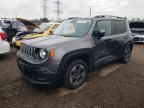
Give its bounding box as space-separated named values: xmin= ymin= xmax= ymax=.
xmin=16 ymin=18 xmax=40 ymax=30
xmin=22 ymin=32 xmax=46 ymax=39
xmin=16 ymin=31 xmax=37 ymax=38
xmin=22 ymin=35 xmax=79 ymax=49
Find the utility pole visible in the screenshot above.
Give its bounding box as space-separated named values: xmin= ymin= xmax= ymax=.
xmin=42 ymin=0 xmax=48 ymax=18
xmin=89 ymin=6 xmax=92 ymax=17
xmin=14 ymin=12 xmax=18 ymax=18
xmin=89 ymin=0 xmax=92 ymax=17
xmin=54 ymin=0 xmax=62 ymax=21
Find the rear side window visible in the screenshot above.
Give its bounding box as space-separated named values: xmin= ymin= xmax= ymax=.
xmin=112 ymin=20 xmax=127 ymax=35
xmin=96 ymin=20 xmax=111 ymax=36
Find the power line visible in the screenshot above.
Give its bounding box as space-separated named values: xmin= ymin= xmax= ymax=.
xmin=54 ymin=0 xmax=62 ymax=21
xmin=89 ymin=0 xmax=92 ymax=17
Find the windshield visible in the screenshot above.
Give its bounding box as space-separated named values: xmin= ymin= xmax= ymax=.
xmin=2 ymin=22 xmax=11 ymax=28
xmin=53 ymin=19 xmax=92 ymax=37
xmin=33 ymin=23 xmax=51 ymax=33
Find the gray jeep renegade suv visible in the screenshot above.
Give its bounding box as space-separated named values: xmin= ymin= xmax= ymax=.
xmin=17 ymin=15 xmax=133 ymax=89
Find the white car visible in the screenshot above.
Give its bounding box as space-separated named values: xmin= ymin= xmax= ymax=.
xmin=132 ymin=33 xmax=144 ymax=43
xmin=0 ymin=27 xmax=10 ymax=54
xmin=130 ymin=21 xmax=144 ymax=43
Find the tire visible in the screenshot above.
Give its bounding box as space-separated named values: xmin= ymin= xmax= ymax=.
xmin=121 ymin=45 xmax=132 ymax=64
xmin=63 ymin=60 xmax=88 ymax=90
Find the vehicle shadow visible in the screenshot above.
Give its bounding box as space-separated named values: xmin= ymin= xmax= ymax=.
xmin=22 ymin=79 xmax=61 ymax=95
xmin=0 ymin=54 xmax=9 ymax=61
xmin=87 ymin=60 xmax=123 ymax=82
xmin=0 ymin=60 xmax=123 ymax=99
xmin=134 ymin=43 xmax=144 ymax=45
xmin=21 ymin=60 xmax=123 ymax=96
xmin=0 ymin=47 xmax=17 ymax=61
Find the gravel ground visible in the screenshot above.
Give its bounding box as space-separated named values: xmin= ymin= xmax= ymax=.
xmin=0 ymin=44 xmax=144 ymax=108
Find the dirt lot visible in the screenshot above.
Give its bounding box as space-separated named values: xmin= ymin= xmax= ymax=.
xmin=0 ymin=44 xmax=144 ymax=108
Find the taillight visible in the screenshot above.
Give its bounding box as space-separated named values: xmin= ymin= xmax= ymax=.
xmin=0 ymin=32 xmax=7 ymax=41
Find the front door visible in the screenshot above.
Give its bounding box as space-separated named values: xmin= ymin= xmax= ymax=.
xmin=93 ymin=20 xmax=114 ymax=66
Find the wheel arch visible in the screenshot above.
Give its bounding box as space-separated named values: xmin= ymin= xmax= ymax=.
xmin=58 ymin=48 xmax=93 ymax=75
xmin=126 ymin=40 xmax=134 ymax=50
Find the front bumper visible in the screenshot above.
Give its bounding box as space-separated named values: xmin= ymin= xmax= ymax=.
xmin=0 ymin=41 xmax=10 ymax=54
xmin=17 ymin=58 xmax=63 ymax=86
xmin=134 ymin=37 xmax=144 ymax=43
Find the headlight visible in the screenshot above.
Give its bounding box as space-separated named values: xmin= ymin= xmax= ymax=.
xmin=39 ymin=49 xmax=47 ymax=59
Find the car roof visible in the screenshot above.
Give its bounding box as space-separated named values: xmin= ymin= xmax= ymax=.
xmin=68 ymin=15 xmax=126 ymax=21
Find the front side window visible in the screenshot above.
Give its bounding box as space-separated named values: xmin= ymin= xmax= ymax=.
xmin=96 ymin=20 xmax=111 ymax=36
xmin=112 ymin=20 xmax=126 ymax=35
xmin=53 ymin=19 xmax=92 ymax=37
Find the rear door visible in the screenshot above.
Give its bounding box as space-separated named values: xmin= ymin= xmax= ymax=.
xmin=93 ymin=20 xmax=115 ymax=66
xmin=111 ymin=20 xmax=128 ymax=56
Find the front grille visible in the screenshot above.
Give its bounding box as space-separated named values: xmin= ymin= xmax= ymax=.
xmin=134 ymin=37 xmax=144 ymax=41
xmin=140 ymin=38 xmax=144 ymax=41
xmin=134 ymin=37 xmax=140 ymax=41
xmin=20 ymin=44 xmax=39 ymax=59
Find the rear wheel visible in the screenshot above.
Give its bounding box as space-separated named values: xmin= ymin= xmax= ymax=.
xmin=63 ymin=60 xmax=88 ymax=90
xmin=121 ymin=45 xmax=132 ymax=64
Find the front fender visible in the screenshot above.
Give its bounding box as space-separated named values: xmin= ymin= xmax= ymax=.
xmin=58 ymin=48 xmax=93 ymax=73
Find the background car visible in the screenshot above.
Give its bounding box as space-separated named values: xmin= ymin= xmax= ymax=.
xmin=129 ymin=21 xmax=144 ymax=43
xmin=0 ymin=27 xmax=10 ymax=54
xmin=12 ymin=22 xmax=60 ymax=48
xmin=22 ymin=22 xmax=60 ymax=39
xmin=0 ymin=20 xmax=2 ymax=27
xmin=2 ymin=18 xmax=40 ymax=42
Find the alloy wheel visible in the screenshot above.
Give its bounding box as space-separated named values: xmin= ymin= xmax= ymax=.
xmin=69 ymin=64 xmax=86 ymax=87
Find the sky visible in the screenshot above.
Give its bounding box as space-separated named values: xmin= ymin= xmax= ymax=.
xmin=0 ymin=0 xmax=144 ymax=20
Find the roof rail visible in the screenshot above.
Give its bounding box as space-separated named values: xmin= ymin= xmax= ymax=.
xmin=94 ymin=15 xmax=126 ymax=19
xmin=68 ymin=17 xmax=81 ymax=19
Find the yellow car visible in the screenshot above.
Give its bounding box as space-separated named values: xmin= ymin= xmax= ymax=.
xmin=12 ymin=22 xmax=60 ymax=48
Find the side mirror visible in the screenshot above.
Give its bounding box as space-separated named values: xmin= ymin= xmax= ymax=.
xmin=92 ymin=30 xmax=105 ymax=39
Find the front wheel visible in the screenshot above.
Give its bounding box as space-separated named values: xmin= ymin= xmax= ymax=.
xmin=121 ymin=45 xmax=132 ymax=64
xmin=63 ymin=60 xmax=88 ymax=90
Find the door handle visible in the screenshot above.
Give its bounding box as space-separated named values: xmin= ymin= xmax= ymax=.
xmin=108 ymin=39 xmax=114 ymax=42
